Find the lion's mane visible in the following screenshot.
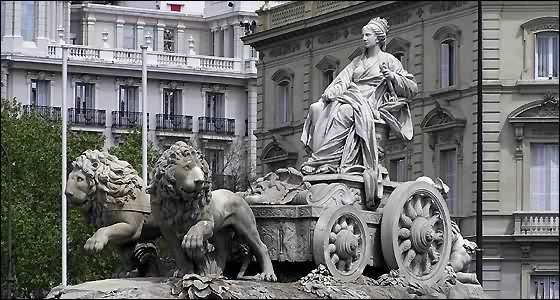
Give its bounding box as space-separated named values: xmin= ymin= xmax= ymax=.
xmin=72 ymin=150 xmax=143 ymax=226
xmin=149 ymin=141 xmax=212 ymax=229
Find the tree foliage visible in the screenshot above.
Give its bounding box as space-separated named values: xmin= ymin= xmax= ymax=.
xmin=0 ymin=98 xmax=159 ymax=298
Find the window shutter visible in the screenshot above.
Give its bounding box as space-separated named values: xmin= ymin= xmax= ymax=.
xmin=440 ymin=42 xmax=450 ymax=88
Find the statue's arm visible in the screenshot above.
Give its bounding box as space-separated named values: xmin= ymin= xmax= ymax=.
xmin=388 ymin=55 xmax=418 ymax=99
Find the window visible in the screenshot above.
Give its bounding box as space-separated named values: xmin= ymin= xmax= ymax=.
xmin=30 ymin=80 xmax=49 ymax=106
xmin=530 ymin=143 xmax=559 ymax=211
xmin=123 ymin=24 xmax=136 ymax=49
xmin=323 ymin=70 xmax=335 ymax=90
xmin=439 ymin=149 xmax=457 ymax=214
xmin=278 ymin=81 xmax=290 ymax=125
xmin=535 ymin=32 xmax=559 ymax=79
xmin=530 ymin=275 xmax=559 ymax=299
xmin=163 ymin=28 xmax=175 ymax=53
xmin=21 ymin=1 xmax=36 ymax=41
xmin=390 ymin=157 xmax=407 ymax=182
xmin=163 ymin=88 xmax=181 ymax=117
xmin=119 ymin=85 xmax=138 ymax=114
xmin=144 ymin=25 xmax=157 ymax=50
xmin=168 ymin=4 xmax=182 ymax=12
xmin=206 ymin=149 xmax=224 ymax=177
xmin=75 ymin=83 xmax=95 ymax=113
xmin=206 ymin=92 xmax=225 ymax=119
xmin=440 ymin=40 xmax=455 ymax=88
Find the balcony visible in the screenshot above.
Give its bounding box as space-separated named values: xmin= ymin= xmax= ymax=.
xmin=156 ymin=114 xmax=193 ymax=132
xmin=23 ymin=105 xmax=61 ymax=122
xmin=198 ymin=117 xmax=235 ymax=136
xmin=111 ymin=111 xmax=149 ymax=129
xmin=45 ymin=46 xmax=248 ymax=75
xmin=513 ymin=211 xmax=559 ymax=238
xmin=68 ymin=108 xmax=106 ymax=127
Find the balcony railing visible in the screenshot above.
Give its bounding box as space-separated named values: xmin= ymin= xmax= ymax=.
xmin=23 ymin=105 xmax=61 ymax=122
xmin=111 ymin=111 xmax=149 ymax=129
xmin=198 ymin=117 xmax=235 ymax=135
xmin=513 ymin=211 xmax=560 ymax=236
xmin=156 ymin=114 xmax=193 ymax=132
xmin=46 ymin=45 xmax=246 ymax=74
xmin=68 ymin=108 xmax=106 ymax=127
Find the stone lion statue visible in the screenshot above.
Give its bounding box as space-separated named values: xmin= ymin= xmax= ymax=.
xmin=148 ymin=141 xmax=277 ymax=281
xmin=65 ymin=149 xmax=161 ymax=277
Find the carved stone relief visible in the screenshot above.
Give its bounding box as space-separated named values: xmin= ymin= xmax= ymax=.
xmin=429 ymin=1 xmax=466 ymax=14
xmin=269 ymin=42 xmax=301 ymax=58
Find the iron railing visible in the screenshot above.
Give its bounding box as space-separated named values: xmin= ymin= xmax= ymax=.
xmin=198 ymin=117 xmax=235 ymax=135
xmin=156 ymin=114 xmax=193 ymax=132
xmin=111 ymin=111 xmax=149 ymax=129
xmin=22 ymin=105 xmax=61 ymax=122
xmin=68 ymin=108 xmax=106 ymax=127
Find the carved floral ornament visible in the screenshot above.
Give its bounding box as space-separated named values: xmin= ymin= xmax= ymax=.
xmin=421 ymin=104 xmax=466 ymax=150
xmin=315 ymin=55 xmax=340 ymax=72
xmin=520 ymin=16 xmax=559 ymax=33
xmin=26 ymin=71 xmax=55 ymax=81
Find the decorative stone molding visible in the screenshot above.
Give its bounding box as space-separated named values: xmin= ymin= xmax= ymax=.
xmin=507 ymin=91 xmax=559 ymax=123
xmin=387 ymin=11 xmax=411 ymax=26
xmin=315 ymin=55 xmax=340 ymax=73
xmin=433 ymin=24 xmax=462 ymax=44
xmin=429 ymin=1 xmax=467 ymax=14
xmin=268 ymin=41 xmax=300 ymax=58
xmin=271 ymin=68 xmax=294 ymax=83
xmin=260 ymin=139 xmax=298 ymax=165
xmin=317 ymin=31 xmax=340 ymax=45
xmin=521 ymin=16 xmax=559 ymax=33
xmin=386 ymin=37 xmax=410 ymax=69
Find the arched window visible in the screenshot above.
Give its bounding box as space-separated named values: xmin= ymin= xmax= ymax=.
xmin=271 ymin=68 xmax=294 ymax=127
xmin=433 ymin=25 xmax=461 ymax=89
xmin=440 ymin=39 xmax=455 ymax=88
xmin=520 ymin=16 xmax=559 ymax=80
xmin=535 ymin=31 xmax=559 ymax=79
xmin=386 ymin=37 xmax=410 ymax=70
xmin=315 ymin=55 xmax=340 ymax=90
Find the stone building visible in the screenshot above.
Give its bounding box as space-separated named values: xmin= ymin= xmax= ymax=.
xmin=243 ymin=1 xmax=558 ymax=298
xmin=1 ymin=0 xmax=284 ymax=188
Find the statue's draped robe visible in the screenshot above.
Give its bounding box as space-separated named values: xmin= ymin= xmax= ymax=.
xmin=301 ymin=51 xmax=418 ymax=172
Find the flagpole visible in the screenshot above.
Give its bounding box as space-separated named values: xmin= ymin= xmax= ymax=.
xmin=141 ymin=43 xmax=148 ymax=187
xmin=61 ymin=42 xmax=68 ymax=288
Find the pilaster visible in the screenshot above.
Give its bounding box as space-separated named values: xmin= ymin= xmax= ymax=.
xmin=223 ymin=24 xmax=232 ymax=58
xmin=212 ymin=26 xmax=220 ymax=56
xmin=136 ymin=21 xmax=145 ymax=49
xmin=233 ymin=23 xmax=243 ymax=59
xmin=115 ymin=19 xmax=125 ymax=49
xmin=87 ymin=16 xmax=96 ymax=47
xmin=248 ymin=84 xmax=258 ymax=178
xmin=177 ymin=24 xmax=186 ymax=54
xmin=157 ymin=23 xmax=166 ymax=52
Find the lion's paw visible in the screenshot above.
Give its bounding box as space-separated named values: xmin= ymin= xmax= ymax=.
xmin=256 ymin=272 xmax=277 ymax=282
xmin=84 ymin=233 xmax=108 ymax=252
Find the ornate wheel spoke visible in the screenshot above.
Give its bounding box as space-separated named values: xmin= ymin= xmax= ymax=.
xmin=398 ymin=228 xmax=411 ymax=239
xmin=333 ymin=223 xmax=341 ymax=233
xmin=400 ymin=214 xmax=413 ymax=228
xmin=414 ymin=195 xmax=423 ymax=217
xmin=399 ymin=239 xmax=412 ymax=253
xmin=403 ymin=249 xmax=416 ymax=268
xmin=406 ymin=200 xmax=417 ymax=219
xmin=422 ymin=201 xmax=432 ymax=218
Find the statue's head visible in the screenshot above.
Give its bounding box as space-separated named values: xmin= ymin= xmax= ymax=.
xmin=362 ymin=17 xmax=389 ymax=51
xmin=66 ymin=150 xmax=143 ymax=211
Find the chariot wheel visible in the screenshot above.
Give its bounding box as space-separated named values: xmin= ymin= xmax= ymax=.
xmin=381 ymin=181 xmax=452 ymax=286
xmin=313 ymin=205 xmax=369 ymax=281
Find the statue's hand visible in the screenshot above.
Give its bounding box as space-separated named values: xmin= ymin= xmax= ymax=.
xmin=380 ymin=62 xmax=395 ymax=82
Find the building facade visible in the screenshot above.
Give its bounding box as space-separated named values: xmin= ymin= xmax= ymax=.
xmin=1 ymin=0 xmax=282 ymax=188
xmin=243 ymin=1 xmax=558 ymax=298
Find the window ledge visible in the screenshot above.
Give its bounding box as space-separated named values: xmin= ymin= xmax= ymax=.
xmin=516 ymin=79 xmax=559 ymax=86
xmin=429 ymin=85 xmax=460 ymax=97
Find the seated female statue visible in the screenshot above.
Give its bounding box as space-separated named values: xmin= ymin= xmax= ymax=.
xmin=300 ymin=17 xmax=418 ymax=176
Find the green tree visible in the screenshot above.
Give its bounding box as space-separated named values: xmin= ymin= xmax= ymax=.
xmin=0 ymin=98 xmax=117 ymax=298
xmin=108 ymin=129 xmax=160 ymax=182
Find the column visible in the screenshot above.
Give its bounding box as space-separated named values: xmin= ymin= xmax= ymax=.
xmin=115 ymin=19 xmax=124 ymax=49
xmin=176 ymin=24 xmax=186 ymax=54
xmin=218 ymin=27 xmax=224 ymax=57
xmin=87 ymin=16 xmax=96 ymax=47
xmin=13 ymin=1 xmax=22 ymax=37
xmin=247 ymin=84 xmax=258 ymax=178
xmin=211 ymin=26 xmax=220 ymax=56
xmin=233 ymin=23 xmax=243 ymax=59
xmin=1 ymin=65 xmax=8 ymax=99
xmin=223 ymin=24 xmax=232 ymax=58
xmin=136 ymin=21 xmax=145 ymax=49
xmin=156 ymin=23 xmax=165 ymax=52
xmin=3 ymin=1 xmax=14 ymax=37
xmin=36 ymin=1 xmax=49 ymax=50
